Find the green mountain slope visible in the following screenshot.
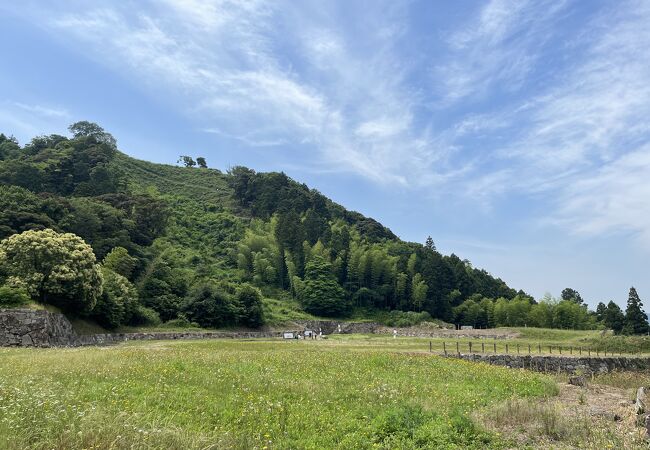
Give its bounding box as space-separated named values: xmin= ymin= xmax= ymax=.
xmin=0 ymin=123 xmax=526 ymax=330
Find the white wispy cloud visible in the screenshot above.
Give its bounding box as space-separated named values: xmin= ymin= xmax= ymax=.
xmin=37 ymin=0 xmax=442 ymax=186
xmin=450 ymin=0 xmax=650 ymax=244
xmin=554 ymin=146 xmax=650 ymax=245
xmin=0 ymin=101 xmax=70 ymax=143
xmin=5 ymin=0 xmax=650 ymax=247
xmin=12 ymin=102 xmax=69 ymax=118
xmin=436 ymin=0 xmax=569 ymax=103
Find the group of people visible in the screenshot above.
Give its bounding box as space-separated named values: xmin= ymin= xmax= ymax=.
xmin=295 ymin=329 xmax=323 ymax=340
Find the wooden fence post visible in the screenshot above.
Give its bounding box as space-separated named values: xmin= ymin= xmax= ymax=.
xmin=482 ymin=342 xmax=485 ymax=353
xmin=528 ymin=344 xmax=531 ymax=354
xmin=517 ymin=344 xmax=520 ymax=354
xmin=469 ymin=342 xmax=473 ymax=353
xmin=493 ymin=342 xmax=497 ymax=353
xmin=505 ymin=343 xmax=509 ymax=354
xmin=443 ymin=341 xmax=447 ymax=356
xmin=429 ymin=341 xmax=432 ymax=353
xmin=456 ymin=341 xmax=460 ymax=355
xmin=538 ymin=343 xmax=541 ymax=354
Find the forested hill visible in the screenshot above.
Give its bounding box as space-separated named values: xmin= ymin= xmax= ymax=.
xmin=0 ymin=122 xmax=524 ymax=330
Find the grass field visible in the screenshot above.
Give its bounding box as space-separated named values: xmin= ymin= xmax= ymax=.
xmin=324 ymin=327 xmax=650 ymax=356
xmin=0 ymin=338 xmax=558 ymax=449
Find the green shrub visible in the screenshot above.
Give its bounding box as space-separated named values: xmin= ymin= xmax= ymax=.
xmin=236 ymin=284 xmax=265 ymax=328
xmin=0 ymin=286 xmax=31 ymax=307
xmin=130 ymin=305 xmax=162 ymax=326
xmin=161 ymin=315 xmax=200 ymax=329
xmin=381 ymin=310 xmax=432 ymax=327
xmin=90 ymin=269 xmax=139 ymax=329
xmin=182 ymin=283 xmax=239 ymax=329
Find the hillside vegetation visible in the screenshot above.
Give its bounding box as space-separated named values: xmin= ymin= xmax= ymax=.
xmin=0 ymin=123 xmax=525 ymax=330
xmin=1 ymin=123 xmax=647 ymax=334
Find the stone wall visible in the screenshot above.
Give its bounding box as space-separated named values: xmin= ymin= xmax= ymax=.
xmin=0 ymin=308 xmax=78 ymax=347
xmin=76 ymin=330 xmax=293 ymax=346
xmin=293 ymin=320 xmax=380 ymax=334
xmin=0 ymin=309 xmax=303 ymax=347
xmin=445 ymin=353 xmax=650 ymax=374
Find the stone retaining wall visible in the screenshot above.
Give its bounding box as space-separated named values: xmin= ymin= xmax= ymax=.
xmin=293 ymin=320 xmax=380 ymax=334
xmin=0 ymin=309 xmax=297 ymax=348
xmin=445 ymin=353 xmax=650 ymax=374
xmin=76 ymin=330 xmax=291 ymax=346
xmin=0 ymin=308 xmax=78 ymax=347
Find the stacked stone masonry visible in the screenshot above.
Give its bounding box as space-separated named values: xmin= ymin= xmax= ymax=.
xmin=0 ymin=309 xmax=292 ymax=347
xmin=446 ymin=353 xmax=650 ymax=374
xmin=0 ymin=309 xmax=78 ymax=347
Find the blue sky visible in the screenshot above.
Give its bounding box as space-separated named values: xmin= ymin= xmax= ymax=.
xmin=1 ymin=0 xmax=649 ymax=308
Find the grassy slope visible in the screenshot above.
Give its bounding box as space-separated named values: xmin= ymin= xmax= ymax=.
xmin=114 ymin=153 xmax=236 ymax=208
xmin=0 ymin=339 xmax=556 ymax=449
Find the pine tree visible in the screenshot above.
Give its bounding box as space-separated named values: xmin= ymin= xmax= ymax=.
xmin=425 ymin=236 xmax=436 ymax=252
xmin=624 ymin=287 xmax=649 ymax=335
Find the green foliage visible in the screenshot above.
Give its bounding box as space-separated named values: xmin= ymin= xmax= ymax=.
xmin=380 ymin=310 xmax=432 ymax=327
xmin=236 ymin=284 xmax=265 ymax=328
xmin=623 ymin=287 xmax=649 ymax=335
xmin=102 ymin=246 xmax=137 ymax=279
xmin=0 ymin=229 xmax=102 ymax=313
xmin=0 ymin=285 xmax=31 ymax=307
xmin=177 ymin=155 xmax=196 ymax=168
xmin=300 ymin=254 xmax=349 ymax=317
xmin=411 ymin=273 xmax=428 ymax=312
xmin=561 ymin=287 xmax=584 ymax=305
xmin=0 ymin=133 xmax=20 ymax=160
xmin=59 ymin=197 xmax=134 ymax=259
xmin=90 ymin=268 xmax=139 ymax=329
xmin=182 ymin=283 xmax=239 ymax=328
xmin=0 ymin=121 xmax=531 ymax=329
xmin=160 ymin=316 xmax=200 ymax=329
xmin=68 ymin=121 xmax=117 ymax=148
xmin=454 ymin=294 xmax=597 ymax=330
xmin=130 ymin=305 xmax=162 ymax=326
xmin=602 ymin=300 xmax=625 ymax=333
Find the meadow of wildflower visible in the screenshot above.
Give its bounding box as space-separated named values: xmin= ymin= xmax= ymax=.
xmin=0 ymin=338 xmax=557 ymax=449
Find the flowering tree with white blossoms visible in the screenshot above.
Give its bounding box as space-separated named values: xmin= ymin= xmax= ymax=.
xmin=0 ymin=229 xmax=102 ymax=313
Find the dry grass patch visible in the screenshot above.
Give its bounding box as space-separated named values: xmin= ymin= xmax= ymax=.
xmin=476 ymin=382 xmax=647 ymax=449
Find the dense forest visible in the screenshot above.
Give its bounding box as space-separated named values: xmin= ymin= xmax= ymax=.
xmin=0 ymin=123 xmax=647 ymax=334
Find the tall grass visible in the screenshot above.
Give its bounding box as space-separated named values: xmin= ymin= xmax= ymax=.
xmin=0 ymin=339 xmax=556 ymax=449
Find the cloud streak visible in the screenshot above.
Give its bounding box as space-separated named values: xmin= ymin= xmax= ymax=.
xmin=5 ymin=0 xmax=650 ymax=246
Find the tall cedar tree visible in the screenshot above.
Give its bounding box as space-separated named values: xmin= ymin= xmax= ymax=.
xmin=624 ymin=287 xmax=649 ymax=334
